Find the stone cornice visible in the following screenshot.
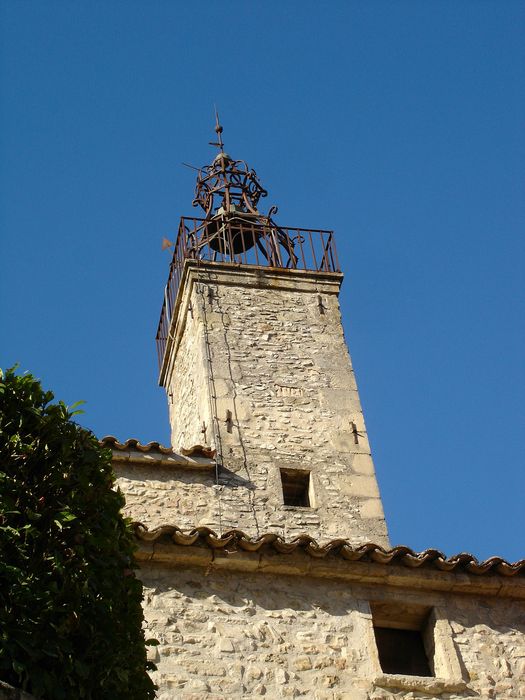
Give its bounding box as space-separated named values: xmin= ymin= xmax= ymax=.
xmin=133 ymin=524 xmax=525 ymax=599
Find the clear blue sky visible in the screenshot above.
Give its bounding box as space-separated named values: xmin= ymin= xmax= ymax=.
xmin=1 ymin=1 xmax=524 ymax=562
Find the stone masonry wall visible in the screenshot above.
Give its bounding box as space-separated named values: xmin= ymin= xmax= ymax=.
xmin=157 ymin=264 xmax=389 ymax=547
xmin=165 ymin=301 xmax=210 ymax=455
xmin=142 ymin=562 xmax=525 ymax=700
xmin=115 ymin=461 xmax=221 ymax=531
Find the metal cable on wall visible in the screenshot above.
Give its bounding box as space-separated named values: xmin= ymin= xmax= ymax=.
xmin=195 ymin=264 xmax=224 ymax=536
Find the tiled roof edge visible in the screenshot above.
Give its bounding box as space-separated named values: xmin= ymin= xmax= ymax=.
xmin=100 ymin=436 xmax=217 ymax=459
xmin=100 ymin=435 xmax=173 ymax=455
xmin=132 ymin=523 xmax=525 ymax=577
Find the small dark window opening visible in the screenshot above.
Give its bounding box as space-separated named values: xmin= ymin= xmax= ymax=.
xmin=373 ymin=628 xmax=432 ymax=677
xmin=371 ymin=601 xmax=433 ymax=677
xmin=280 ymin=469 xmax=311 ymax=507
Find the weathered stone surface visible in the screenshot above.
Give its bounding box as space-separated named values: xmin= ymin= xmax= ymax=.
xmin=139 ymin=563 xmax=525 ymax=699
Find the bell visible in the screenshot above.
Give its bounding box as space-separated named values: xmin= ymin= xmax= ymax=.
xmin=205 ymin=211 xmax=259 ymax=256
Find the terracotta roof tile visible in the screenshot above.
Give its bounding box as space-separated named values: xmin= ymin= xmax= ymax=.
xmin=180 ymin=445 xmax=217 ymax=458
xmin=100 ymin=436 xmax=173 ymax=455
xmin=132 ymin=524 xmax=525 ymax=577
xmin=100 ymin=436 xmax=217 ymax=459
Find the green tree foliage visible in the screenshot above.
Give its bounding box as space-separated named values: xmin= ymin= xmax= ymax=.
xmin=0 ymin=368 xmax=156 ymax=699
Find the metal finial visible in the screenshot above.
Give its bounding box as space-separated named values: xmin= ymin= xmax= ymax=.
xmin=208 ymin=106 xmax=224 ymax=152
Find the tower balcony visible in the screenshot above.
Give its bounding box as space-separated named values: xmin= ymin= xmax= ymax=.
xmin=155 ymin=215 xmax=341 ymax=373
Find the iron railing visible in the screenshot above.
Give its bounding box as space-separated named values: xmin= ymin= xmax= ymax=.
xmin=155 ymin=216 xmax=340 ymax=371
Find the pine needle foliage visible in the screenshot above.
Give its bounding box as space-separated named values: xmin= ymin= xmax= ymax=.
xmin=0 ymin=368 xmax=156 ymax=699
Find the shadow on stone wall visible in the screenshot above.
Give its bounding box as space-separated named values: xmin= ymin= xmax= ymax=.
xmin=143 ymin=563 xmax=368 ymax=617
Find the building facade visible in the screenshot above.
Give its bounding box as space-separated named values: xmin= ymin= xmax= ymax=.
xmin=106 ymin=131 xmax=525 ymax=699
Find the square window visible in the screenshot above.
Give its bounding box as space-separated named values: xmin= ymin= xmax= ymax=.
xmin=371 ymin=602 xmax=433 ymax=677
xmin=373 ymin=627 xmax=432 ymax=677
xmin=280 ymin=469 xmax=311 ymax=507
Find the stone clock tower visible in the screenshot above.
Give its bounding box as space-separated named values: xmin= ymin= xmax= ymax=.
xmin=107 ymin=121 xmax=525 ymax=699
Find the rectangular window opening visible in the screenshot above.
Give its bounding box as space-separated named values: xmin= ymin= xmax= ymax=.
xmin=371 ymin=602 xmax=434 ymax=678
xmin=280 ymin=468 xmax=311 ymax=507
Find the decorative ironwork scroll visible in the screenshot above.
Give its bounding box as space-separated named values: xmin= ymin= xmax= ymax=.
xmin=188 ymin=113 xmax=299 ymax=268
xmin=192 ymin=152 xmax=268 ymax=218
